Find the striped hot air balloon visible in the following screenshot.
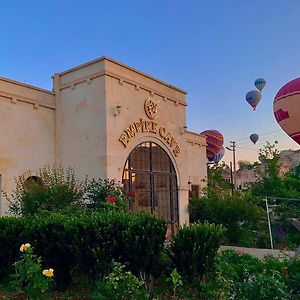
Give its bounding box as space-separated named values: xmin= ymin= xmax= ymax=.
xmin=274 ymin=77 xmax=300 ymax=145
xmin=201 ymin=130 xmax=224 ymax=161
xmin=213 ymin=147 xmax=225 ymax=163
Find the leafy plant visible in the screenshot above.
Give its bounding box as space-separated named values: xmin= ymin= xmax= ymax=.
xmin=10 ymin=243 xmax=53 ymax=299
xmin=228 ymin=269 xmax=289 ymax=300
xmin=84 ymin=178 xmax=127 ymax=211
xmin=189 ymin=191 xmax=261 ymax=244
xmin=168 ymin=222 xmax=225 ymax=281
xmin=7 ymin=165 xmax=87 ymax=216
xmin=206 ymin=250 xmax=292 ymax=299
xmin=165 ymin=268 xmax=183 ymax=298
xmin=93 ymin=262 xmax=147 ymax=300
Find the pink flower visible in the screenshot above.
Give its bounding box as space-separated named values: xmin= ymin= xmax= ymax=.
xmin=107 ymin=197 xmax=116 ymax=204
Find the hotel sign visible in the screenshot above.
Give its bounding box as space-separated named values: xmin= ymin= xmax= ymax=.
xmin=119 ymin=97 xmax=181 ymax=157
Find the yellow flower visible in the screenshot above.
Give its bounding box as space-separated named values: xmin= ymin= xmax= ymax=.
xmin=20 ymin=243 xmax=31 ymax=252
xmin=42 ymin=268 xmax=54 ymax=277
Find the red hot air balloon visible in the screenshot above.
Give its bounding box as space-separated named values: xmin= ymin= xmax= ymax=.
xmin=274 ymin=78 xmax=300 ymax=145
xmin=249 ymin=133 xmax=259 ymax=144
xmin=201 ymin=130 xmax=224 ymax=161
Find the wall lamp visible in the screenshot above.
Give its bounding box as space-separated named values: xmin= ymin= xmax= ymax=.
xmin=114 ymin=104 xmax=122 ymax=117
xmin=181 ymin=125 xmax=188 ymax=134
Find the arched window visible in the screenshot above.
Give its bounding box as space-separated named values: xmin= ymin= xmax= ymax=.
xmin=23 ymin=176 xmax=43 ymax=192
xmin=122 ymin=142 xmax=178 ymax=229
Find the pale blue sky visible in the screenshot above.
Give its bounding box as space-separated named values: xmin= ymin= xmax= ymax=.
xmin=2 ymin=0 xmax=300 ymax=164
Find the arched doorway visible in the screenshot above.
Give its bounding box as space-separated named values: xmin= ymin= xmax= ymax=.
xmin=122 ymin=142 xmax=179 ymax=231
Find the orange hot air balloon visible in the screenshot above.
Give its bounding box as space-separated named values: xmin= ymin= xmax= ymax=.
xmin=274 ymin=78 xmax=300 ymax=145
xmin=201 ymin=130 xmax=224 ymax=161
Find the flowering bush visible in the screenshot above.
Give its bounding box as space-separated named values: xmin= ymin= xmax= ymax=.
xmin=10 ymin=243 xmax=53 ymax=299
xmin=84 ymin=178 xmax=127 ymax=210
xmin=0 ymin=212 xmax=166 ymax=287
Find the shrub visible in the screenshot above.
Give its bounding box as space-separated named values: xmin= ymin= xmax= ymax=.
xmin=93 ymin=262 xmax=147 ymax=300
xmin=7 ymin=165 xmax=87 ymax=216
xmin=84 ymin=178 xmax=127 ymax=211
xmin=168 ymin=222 xmax=225 ymax=281
xmin=230 ymin=269 xmax=289 ymax=300
xmin=0 ymin=211 xmax=166 ymax=288
xmin=206 ymin=250 xmax=292 ymax=299
xmin=189 ymin=192 xmax=262 ymax=244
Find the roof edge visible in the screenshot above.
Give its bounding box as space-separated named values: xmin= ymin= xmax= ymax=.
xmin=56 ymin=56 xmax=187 ymax=95
xmin=0 ymin=76 xmax=54 ymax=95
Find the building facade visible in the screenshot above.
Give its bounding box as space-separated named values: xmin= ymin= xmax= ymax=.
xmin=0 ymin=57 xmax=207 ymax=226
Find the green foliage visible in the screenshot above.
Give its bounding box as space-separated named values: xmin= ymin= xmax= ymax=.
xmin=165 ymin=268 xmax=183 ymax=298
xmin=229 ymin=269 xmax=289 ymax=300
xmin=93 ymin=262 xmax=147 ymax=300
xmin=249 ymin=142 xmax=284 ymax=198
xmin=84 ymin=178 xmax=127 ymax=211
xmin=0 ymin=211 xmax=166 ymax=288
xmin=206 ymin=163 xmax=232 ymax=194
xmin=202 ymin=250 xmax=293 ymax=300
xmin=10 ymin=244 xmax=53 ymax=299
xmin=238 ymin=160 xmax=260 ymax=171
xmin=7 ymin=165 xmax=87 ymax=216
xmin=251 ymin=142 xmax=300 ymax=198
xmin=168 ymin=222 xmax=225 ymax=281
xmin=189 ymin=191 xmax=262 ymax=244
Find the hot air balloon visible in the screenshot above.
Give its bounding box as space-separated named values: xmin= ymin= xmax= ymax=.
xmin=249 ymin=133 xmax=259 ymax=144
xmin=213 ymin=147 xmax=225 ymax=163
xmin=255 ymin=78 xmax=266 ymax=92
xmin=274 ymin=77 xmax=300 ymax=145
xmin=201 ymin=130 xmax=224 ymax=161
xmin=246 ymin=90 xmax=262 ymax=110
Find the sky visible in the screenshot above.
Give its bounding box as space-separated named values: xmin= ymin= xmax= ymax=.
xmin=1 ymin=0 xmax=300 ymax=166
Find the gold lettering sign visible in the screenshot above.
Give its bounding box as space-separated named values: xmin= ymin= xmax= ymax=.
xmin=144 ymin=97 xmax=160 ymax=119
xmin=119 ymin=119 xmax=181 ymax=157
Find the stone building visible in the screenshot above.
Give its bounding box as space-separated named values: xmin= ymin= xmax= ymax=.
xmin=0 ymin=57 xmax=207 ymax=228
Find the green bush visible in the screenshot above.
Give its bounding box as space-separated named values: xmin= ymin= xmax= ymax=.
xmin=6 ymin=167 xmax=131 ymax=216
xmin=168 ymin=222 xmax=225 ymax=281
xmin=84 ymin=178 xmax=127 ymax=210
xmin=0 ymin=212 xmax=166 ymax=288
xmin=7 ymin=166 xmax=87 ymax=216
xmin=205 ymin=250 xmax=291 ymax=299
xmin=189 ymin=192 xmax=262 ymax=244
xmin=93 ymin=262 xmax=147 ymax=300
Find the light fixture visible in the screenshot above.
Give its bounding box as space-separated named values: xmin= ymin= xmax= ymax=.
xmin=114 ymin=104 xmax=122 ymax=117
xmin=181 ymin=125 xmax=188 ymax=134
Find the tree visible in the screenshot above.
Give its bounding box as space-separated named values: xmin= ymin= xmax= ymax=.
xmin=251 ymin=142 xmax=300 ymax=198
xmin=206 ymin=162 xmax=232 ymax=195
xmin=189 ymin=163 xmax=261 ymax=244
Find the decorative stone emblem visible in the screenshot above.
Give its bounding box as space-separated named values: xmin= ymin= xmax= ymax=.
xmin=144 ymin=97 xmax=160 ymax=119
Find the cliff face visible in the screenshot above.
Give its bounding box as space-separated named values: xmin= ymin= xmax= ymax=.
xmin=279 ymin=149 xmax=300 ymax=175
